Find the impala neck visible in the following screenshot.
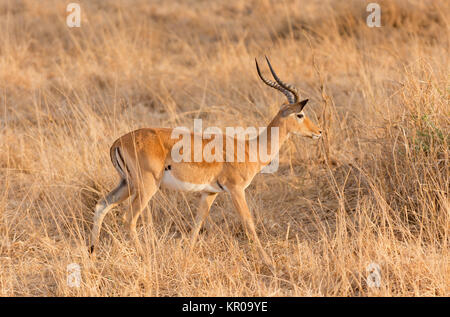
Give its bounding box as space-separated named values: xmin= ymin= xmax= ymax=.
xmin=256 ymin=113 xmax=289 ymax=166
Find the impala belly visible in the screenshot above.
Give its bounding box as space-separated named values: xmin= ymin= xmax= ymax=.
xmin=161 ymin=170 xmax=222 ymax=193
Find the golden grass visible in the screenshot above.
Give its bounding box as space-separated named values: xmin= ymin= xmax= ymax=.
xmin=0 ymin=0 xmax=448 ymax=296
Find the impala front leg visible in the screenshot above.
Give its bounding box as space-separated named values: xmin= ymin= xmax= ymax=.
xmin=189 ymin=192 xmax=218 ymax=252
xmin=228 ymin=187 xmax=272 ymax=267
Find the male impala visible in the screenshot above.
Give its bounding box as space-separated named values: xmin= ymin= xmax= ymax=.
xmin=90 ymin=57 xmax=322 ymax=266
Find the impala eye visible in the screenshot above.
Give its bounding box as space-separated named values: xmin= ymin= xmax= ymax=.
xmin=296 ymin=114 xmax=304 ymax=119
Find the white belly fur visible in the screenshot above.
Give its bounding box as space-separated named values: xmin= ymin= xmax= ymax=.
xmin=161 ymin=170 xmax=221 ymax=193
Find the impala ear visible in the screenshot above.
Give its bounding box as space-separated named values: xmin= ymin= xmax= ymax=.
xmin=281 ymin=99 xmax=309 ymax=117
xmin=298 ymin=99 xmax=309 ymax=111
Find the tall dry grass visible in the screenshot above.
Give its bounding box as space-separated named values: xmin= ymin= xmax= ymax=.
xmin=0 ymin=0 xmax=448 ymax=296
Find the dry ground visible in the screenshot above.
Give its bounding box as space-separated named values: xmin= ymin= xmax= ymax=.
xmin=0 ymin=0 xmax=448 ymax=296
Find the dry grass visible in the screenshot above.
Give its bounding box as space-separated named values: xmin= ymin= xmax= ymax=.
xmin=0 ymin=0 xmax=448 ymax=296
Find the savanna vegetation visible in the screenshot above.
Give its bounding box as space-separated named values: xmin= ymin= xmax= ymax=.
xmin=0 ymin=0 xmax=448 ymax=296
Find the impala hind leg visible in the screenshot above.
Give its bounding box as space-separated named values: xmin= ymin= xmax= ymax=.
xmin=90 ymin=178 xmax=130 ymax=255
xmin=125 ymin=176 xmax=158 ymax=255
xmin=189 ymin=192 xmax=218 ymax=253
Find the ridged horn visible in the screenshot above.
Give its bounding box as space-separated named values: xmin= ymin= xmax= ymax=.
xmin=265 ymin=56 xmax=299 ymax=103
xmin=255 ymin=58 xmax=295 ymax=104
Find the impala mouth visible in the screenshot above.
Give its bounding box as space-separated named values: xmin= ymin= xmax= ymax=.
xmin=311 ymin=133 xmax=322 ymax=139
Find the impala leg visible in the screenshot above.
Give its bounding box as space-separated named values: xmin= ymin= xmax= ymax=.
xmin=189 ymin=192 xmax=218 ymax=252
xmin=228 ymin=187 xmax=272 ymax=267
xmin=90 ymin=178 xmax=130 ymax=255
xmin=125 ymin=176 xmax=158 ymax=256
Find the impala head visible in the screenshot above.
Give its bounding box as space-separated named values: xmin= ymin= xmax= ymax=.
xmin=256 ymin=57 xmax=322 ymax=139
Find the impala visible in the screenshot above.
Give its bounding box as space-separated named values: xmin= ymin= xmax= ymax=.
xmin=90 ymin=57 xmax=322 ymax=265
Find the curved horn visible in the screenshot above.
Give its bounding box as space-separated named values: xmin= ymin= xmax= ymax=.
xmin=265 ymin=56 xmax=300 ymax=103
xmin=255 ymin=58 xmax=295 ymax=104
